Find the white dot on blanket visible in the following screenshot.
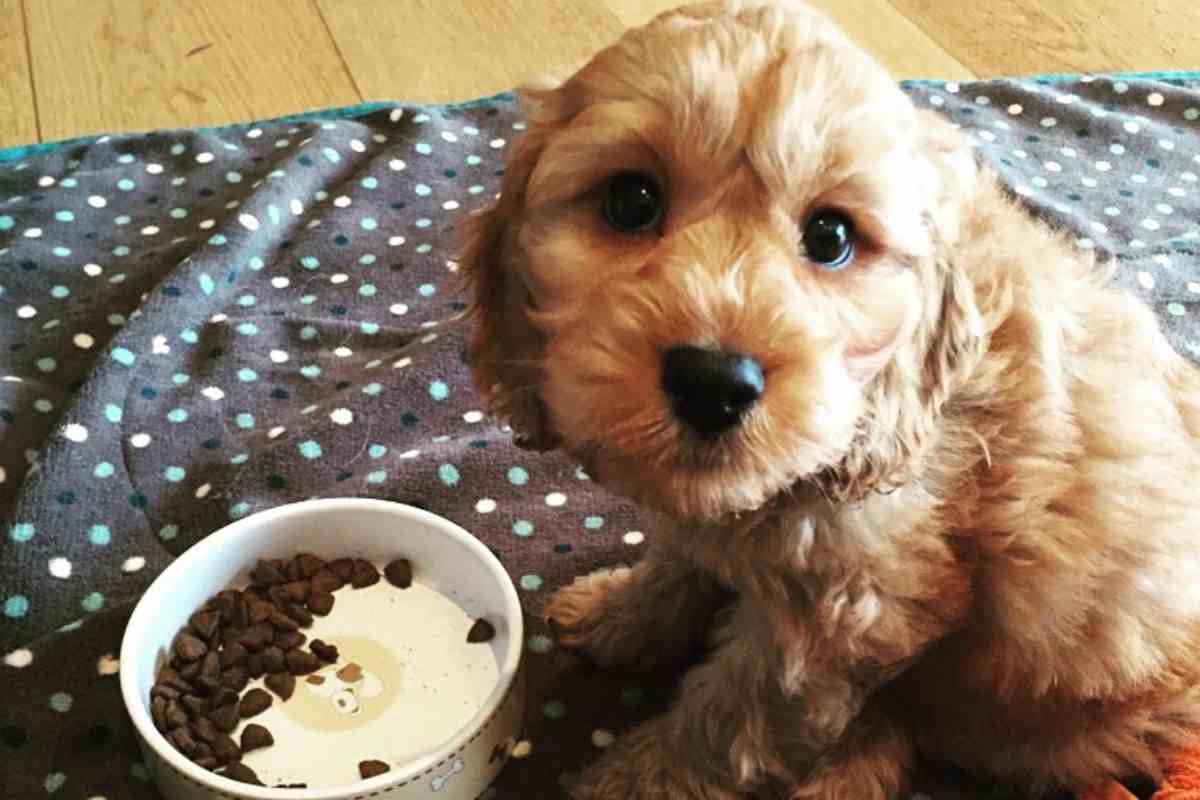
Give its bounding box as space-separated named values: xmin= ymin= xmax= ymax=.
xmin=63 ymin=423 xmax=89 ymax=442
xmin=545 ymin=492 xmax=567 ymax=507
xmin=83 ymin=263 xmax=102 ymax=277
xmin=130 ymin=432 xmax=151 ymax=448
xmin=1147 ymin=92 xmax=1165 ymax=106
xmin=48 ymin=558 xmax=72 ymax=579
xmin=17 ymin=305 xmax=37 ymax=319
xmin=202 ymin=386 xmax=225 ymax=401
xmin=330 ymin=408 xmax=354 ymax=425
xmin=4 ymin=649 xmax=32 ymax=668
xmin=238 ymin=213 xmax=259 ymax=231
xmin=122 ymin=557 xmax=146 ymax=573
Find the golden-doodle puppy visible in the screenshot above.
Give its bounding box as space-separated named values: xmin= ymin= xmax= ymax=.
xmin=461 ymin=1 xmax=1200 ymax=798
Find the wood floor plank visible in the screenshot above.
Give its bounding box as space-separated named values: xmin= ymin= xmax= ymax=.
xmin=607 ymin=0 xmax=974 ymax=80
xmin=889 ymin=0 xmax=1200 ymax=77
xmin=25 ymin=0 xmax=361 ymax=142
xmin=316 ymin=0 xmax=627 ymax=103
xmin=0 ymin=0 xmax=38 ymax=147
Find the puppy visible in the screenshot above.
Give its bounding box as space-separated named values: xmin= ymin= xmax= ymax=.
xmin=461 ymin=2 xmax=1200 ymax=798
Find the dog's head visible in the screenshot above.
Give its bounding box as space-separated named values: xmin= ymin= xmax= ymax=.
xmin=462 ymin=0 xmax=983 ymax=521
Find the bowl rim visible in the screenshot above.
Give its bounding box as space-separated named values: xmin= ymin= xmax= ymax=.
xmin=119 ymin=497 xmax=524 ymax=799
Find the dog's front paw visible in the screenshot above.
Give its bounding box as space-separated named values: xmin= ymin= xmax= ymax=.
xmin=544 ymin=567 xmax=647 ymax=668
xmin=569 ymin=720 xmax=740 ymax=800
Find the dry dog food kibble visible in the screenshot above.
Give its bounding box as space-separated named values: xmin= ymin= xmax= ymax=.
xmin=150 ymin=549 xmax=496 ymax=787
xmin=467 ymin=618 xmax=496 ymax=643
xmin=358 ymin=759 xmax=391 ymax=779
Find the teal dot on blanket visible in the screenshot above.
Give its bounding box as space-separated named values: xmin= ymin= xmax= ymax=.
xmin=4 ymin=595 xmax=29 ymax=618
xmin=235 ymin=413 xmax=255 ymax=429
xmin=466 ymin=155 xmax=482 ymax=166
xmin=36 ymin=357 xmax=56 ymax=373
xmin=528 ymin=634 xmax=554 ymax=654
xmin=415 ymin=142 xmax=432 ymax=155
xmin=584 ymin=516 xmax=605 ymax=530
xmin=361 ymin=177 xmax=378 ymax=189
xmin=418 ymin=283 xmax=436 ymax=297
xmin=113 ymin=245 xmax=130 ymax=256
xmin=104 ymin=404 xmax=122 ymax=423
xmin=300 ymin=365 xmax=321 ymax=379
xmin=111 ymin=347 xmax=135 ymax=366
xmin=362 ymin=382 xmax=382 ymax=396
xmin=88 ymin=525 xmax=112 ymax=545
xmin=159 ymin=524 xmax=179 ymax=541
xmin=361 ymin=217 xmax=378 ymax=231
xmin=429 ymin=380 xmax=449 ymax=401
xmin=438 ymin=463 xmax=460 ymax=486
xmin=416 ymin=244 xmax=432 ymax=254
xmin=360 ymin=321 xmax=379 ymax=334
xmin=229 ymin=502 xmax=250 ymax=519
xmin=299 ymin=440 xmax=323 ymax=460
xmin=359 ymin=254 xmax=376 ymax=265
xmin=49 ymin=692 xmax=73 ymax=713
xmin=167 ymin=408 xmax=188 ymax=423
xmin=237 ymin=368 xmax=257 ymax=382
xmin=366 ymin=470 xmax=387 ymax=484
xmin=0 ymin=215 xmax=13 ymax=230
xmin=323 ymin=147 xmax=340 ymax=164
xmin=117 ymin=178 xmax=135 ymax=191
xmin=542 ymin=700 xmax=566 ymax=719
xmin=237 ymin=294 xmax=256 ymax=307
xmin=415 ymin=183 xmax=432 ymax=196
xmin=118 ymin=154 xmax=135 ymax=164
xmin=358 ymin=283 xmax=377 ymax=298
xmin=82 ymin=593 xmax=104 ymax=612
xmin=172 ymin=373 xmax=190 ymax=385
xmin=170 ymin=207 xmax=188 ymax=219
xmin=225 ymin=171 xmax=242 ymax=183
xmin=520 ymin=574 xmax=543 ymax=591
xmin=300 ymin=325 xmax=317 ymax=340
xmin=236 ymin=322 xmax=258 ymax=336
xmin=55 ymin=210 xmax=74 ymax=222
xmin=301 ymin=256 xmax=320 ymax=270
xmin=53 ymin=247 xmax=71 ymax=258
xmin=368 ymin=443 xmax=387 ymax=459
xmin=507 ymin=467 xmax=529 ymax=486
xmin=513 ymin=520 xmax=534 ymax=538
xmin=231 ymin=453 xmax=249 ymax=465
xmin=164 ymin=466 xmax=186 ymax=483
xmin=10 ymin=523 xmax=34 ymax=543
xmin=50 ymin=285 xmax=69 ymax=298
xmin=249 ymin=256 xmax=264 ymax=270
xmin=180 ymin=329 xmax=198 ymax=344
xmin=94 ymin=462 xmax=115 ymax=478
xmin=208 ymin=234 xmax=227 ymax=246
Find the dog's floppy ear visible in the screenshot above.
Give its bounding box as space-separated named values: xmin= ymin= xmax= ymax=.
xmin=915 ymin=108 xmax=986 ymax=412
xmin=459 ymin=86 xmax=571 ymax=451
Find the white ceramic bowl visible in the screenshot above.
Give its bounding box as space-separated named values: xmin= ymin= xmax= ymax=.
xmin=120 ymin=498 xmax=525 ymax=800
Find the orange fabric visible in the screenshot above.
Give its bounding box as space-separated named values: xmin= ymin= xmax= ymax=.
xmin=1153 ymin=739 xmax=1200 ymax=800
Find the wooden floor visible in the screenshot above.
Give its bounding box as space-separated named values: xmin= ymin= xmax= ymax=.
xmin=1 ymin=0 xmax=1197 ymax=149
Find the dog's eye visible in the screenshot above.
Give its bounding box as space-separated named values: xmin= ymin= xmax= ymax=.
xmin=602 ymin=171 xmax=663 ymax=233
xmin=802 ymin=209 xmax=855 ymax=269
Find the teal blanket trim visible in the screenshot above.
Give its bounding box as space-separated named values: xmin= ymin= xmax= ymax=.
xmin=2 ymin=71 xmax=1197 ymax=164
xmin=0 ymin=93 xmax=519 ymax=164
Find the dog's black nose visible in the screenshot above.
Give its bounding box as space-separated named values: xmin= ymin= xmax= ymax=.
xmin=661 ymin=346 xmax=765 ymax=436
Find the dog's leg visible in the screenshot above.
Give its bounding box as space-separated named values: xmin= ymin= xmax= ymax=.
xmin=544 ymin=541 xmax=722 ymax=669
xmin=788 ymin=704 xmax=913 ymax=800
xmin=569 ymin=602 xmax=879 ymax=800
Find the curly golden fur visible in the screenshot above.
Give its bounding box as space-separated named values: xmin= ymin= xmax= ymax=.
xmin=460 ymin=2 xmax=1200 ymax=797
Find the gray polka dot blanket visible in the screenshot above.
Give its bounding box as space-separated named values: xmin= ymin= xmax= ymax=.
xmin=1 ymin=73 xmax=1198 ymax=799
